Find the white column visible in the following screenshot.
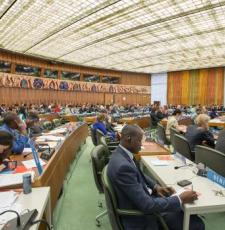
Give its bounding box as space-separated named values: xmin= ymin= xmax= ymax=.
xmin=151 ymin=73 xmax=168 ymax=106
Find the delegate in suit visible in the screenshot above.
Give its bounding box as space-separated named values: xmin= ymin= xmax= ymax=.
xmin=107 ymin=124 xmax=204 ymax=230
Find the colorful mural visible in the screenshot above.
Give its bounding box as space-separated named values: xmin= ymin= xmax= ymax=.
xmin=0 ymin=73 xmax=150 ymax=95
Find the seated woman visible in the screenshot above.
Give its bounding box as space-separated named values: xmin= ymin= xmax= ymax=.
xmin=185 ymin=114 xmax=215 ymax=152
xmin=166 ymin=109 xmax=182 ymax=139
xmin=93 ymin=114 xmax=116 ymax=140
xmin=0 ymin=131 xmax=13 ymax=170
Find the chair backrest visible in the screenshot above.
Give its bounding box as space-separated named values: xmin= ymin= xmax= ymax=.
xmin=90 ymin=125 xmax=97 ymax=146
xmin=157 ymin=123 xmax=169 ymax=145
xmin=100 ymin=136 xmax=107 ymax=147
xmin=102 ymin=165 xmax=124 ymax=230
xmin=96 ymin=129 xmax=105 ymax=145
xmin=174 ymin=134 xmax=193 ymax=161
xmin=43 ymin=121 xmax=53 ymax=130
xmin=52 ymin=118 xmax=61 ymax=127
xmin=170 ymin=127 xmax=180 ymax=147
xmin=195 ymin=145 xmax=225 ymax=177
xmin=91 ymin=145 xmax=110 ymax=194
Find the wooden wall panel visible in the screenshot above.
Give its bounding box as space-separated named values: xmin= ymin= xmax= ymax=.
xmin=168 ymin=67 xmax=224 ymax=105
xmin=0 ymin=88 xmax=150 ymax=106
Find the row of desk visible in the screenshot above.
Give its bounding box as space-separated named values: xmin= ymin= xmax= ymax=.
xmin=39 ymin=113 xmax=152 ymax=128
xmin=0 ymin=122 xmax=88 ymax=229
xmin=141 ymin=155 xmax=225 ymax=230
xmin=161 ymin=117 xmax=225 ymax=128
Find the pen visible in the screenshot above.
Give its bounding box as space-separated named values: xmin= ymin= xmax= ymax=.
xmin=191 ymin=184 xmax=193 ymax=191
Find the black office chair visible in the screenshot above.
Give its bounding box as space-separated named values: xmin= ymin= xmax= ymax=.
xmin=91 ymin=145 xmax=110 ymax=226
xmin=96 ymin=129 xmax=105 ymax=145
xmin=102 ymin=165 xmax=169 ymax=230
xmin=157 ymin=123 xmax=170 ymax=146
xmin=170 ymin=127 xmax=180 ymax=148
xmin=90 ymin=125 xmax=98 ymax=146
xmin=100 ymin=136 xmax=119 ymax=154
xmin=195 ymin=145 xmax=225 ymax=177
xmin=173 ymin=134 xmax=194 ymax=161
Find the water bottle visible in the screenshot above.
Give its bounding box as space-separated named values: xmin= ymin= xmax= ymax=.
xmin=23 ymin=173 xmax=32 ymax=194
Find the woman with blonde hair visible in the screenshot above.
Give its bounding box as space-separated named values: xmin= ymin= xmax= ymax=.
xmin=185 ymin=114 xmax=215 ymax=152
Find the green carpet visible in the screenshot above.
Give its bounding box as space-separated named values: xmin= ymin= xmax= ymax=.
xmin=54 ymin=137 xmax=111 ymax=230
xmin=54 ymin=137 xmax=225 ymax=230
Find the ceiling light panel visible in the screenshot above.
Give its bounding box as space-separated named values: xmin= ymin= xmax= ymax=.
xmin=2 ymin=0 xmax=225 ymax=72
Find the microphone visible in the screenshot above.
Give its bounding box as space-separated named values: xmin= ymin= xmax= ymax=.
xmin=174 ymin=163 xmax=193 ymax=170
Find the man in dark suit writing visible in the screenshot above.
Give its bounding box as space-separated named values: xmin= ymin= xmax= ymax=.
xmin=107 ymin=124 xmax=204 ymax=230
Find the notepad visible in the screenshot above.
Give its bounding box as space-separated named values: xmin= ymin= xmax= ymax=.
xmin=157 ymin=155 xmax=173 ymax=161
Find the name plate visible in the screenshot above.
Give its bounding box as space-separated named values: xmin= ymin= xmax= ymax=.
xmin=207 ymin=169 xmax=225 ymax=188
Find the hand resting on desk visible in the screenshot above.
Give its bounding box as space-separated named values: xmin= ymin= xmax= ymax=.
xmin=179 ymin=190 xmax=198 ymax=203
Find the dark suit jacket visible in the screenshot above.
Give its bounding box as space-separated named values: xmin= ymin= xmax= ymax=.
xmin=107 ymin=146 xmax=181 ymax=230
xmin=185 ymin=125 xmax=215 ymax=151
xmin=215 ymin=129 xmax=225 ymax=154
xmin=150 ymin=112 xmax=160 ymax=126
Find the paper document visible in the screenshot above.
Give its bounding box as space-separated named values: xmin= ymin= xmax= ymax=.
xmin=49 ymin=128 xmax=67 ymax=134
xmin=22 ymin=159 xmax=46 ymax=169
xmin=23 ymin=148 xmax=32 ymax=153
xmin=0 ymin=191 xmax=18 ymax=208
xmin=36 ymin=135 xmax=65 ymax=142
xmin=150 ymin=160 xmax=170 ymax=166
xmin=0 ymin=172 xmax=34 ymax=187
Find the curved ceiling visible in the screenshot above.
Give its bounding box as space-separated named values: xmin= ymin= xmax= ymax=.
xmin=1 ymin=0 xmax=225 ymax=73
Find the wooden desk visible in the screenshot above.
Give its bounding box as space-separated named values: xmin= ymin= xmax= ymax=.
xmin=9 ymin=123 xmax=88 ymax=212
xmin=84 ymin=116 xmax=96 ymax=124
xmin=61 ymin=114 xmax=78 ymax=122
xmin=39 ymin=113 xmax=60 ymax=122
xmin=209 ymin=118 xmax=225 ymax=128
xmin=135 ymin=142 xmax=170 ymax=160
xmin=119 ymin=117 xmax=150 ymax=128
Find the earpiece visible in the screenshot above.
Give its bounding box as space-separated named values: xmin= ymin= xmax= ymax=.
xmin=127 ymin=136 xmax=131 ymax=142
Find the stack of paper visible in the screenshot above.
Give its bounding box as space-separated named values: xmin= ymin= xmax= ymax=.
xmin=36 ymin=135 xmax=65 ymax=142
xmin=49 ymin=128 xmax=67 ymax=134
xmin=22 ymin=148 xmax=32 ymax=153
